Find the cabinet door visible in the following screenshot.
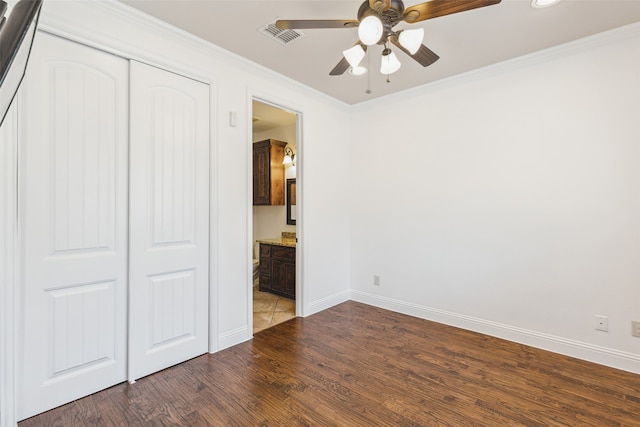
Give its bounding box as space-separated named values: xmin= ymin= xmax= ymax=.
xmin=253 ymin=139 xmax=286 ymax=205
xmin=283 ymin=261 xmax=296 ymax=298
xmin=271 ymin=259 xmax=296 ymax=298
xmin=258 ymin=244 xmax=272 ymax=291
xmin=269 ymin=142 xmax=286 ymax=205
xmin=18 ymin=33 xmax=129 ymax=420
xmin=253 ymin=142 xmax=271 ymax=205
xmin=129 ymin=61 xmax=210 ymax=381
xmin=271 ymin=259 xmax=286 ymax=294
xmin=272 ymin=247 xmax=296 ymax=299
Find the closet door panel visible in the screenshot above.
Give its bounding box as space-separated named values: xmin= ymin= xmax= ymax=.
xmin=18 ymin=33 xmax=129 ymax=420
xmin=129 ymin=61 xmax=210 ymax=381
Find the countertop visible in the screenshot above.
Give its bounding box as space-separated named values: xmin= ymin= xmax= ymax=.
xmin=256 ymin=237 xmax=296 ymax=248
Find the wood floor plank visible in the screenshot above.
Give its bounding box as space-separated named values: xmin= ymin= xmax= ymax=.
xmin=19 ymin=301 xmax=640 ymax=426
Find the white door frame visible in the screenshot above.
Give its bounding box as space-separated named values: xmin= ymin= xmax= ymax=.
xmin=248 ymin=92 xmax=305 ymax=333
xmin=0 ymin=104 xmax=19 ymax=427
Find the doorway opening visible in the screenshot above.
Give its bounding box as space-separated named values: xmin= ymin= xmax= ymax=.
xmin=251 ymin=99 xmax=300 ymax=333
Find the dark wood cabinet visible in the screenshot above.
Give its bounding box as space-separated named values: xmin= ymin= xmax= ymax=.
xmin=259 ymin=243 xmax=295 ymax=299
xmin=253 ymin=139 xmax=287 ymax=206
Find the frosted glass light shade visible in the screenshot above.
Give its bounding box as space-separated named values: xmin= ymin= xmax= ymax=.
xmin=349 ymin=66 xmax=368 ymax=76
xmin=531 ymin=0 xmax=561 ymax=7
xmin=283 ymin=154 xmax=293 ymax=165
xmin=380 ymin=50 xmax=401 ymax=75
xmin=358 ymin=16 xmax=383 ymax=46
xmin=343 ymin=45 xmax=366 ymax=68
xmin=398 ymin=28 xmax=424 ymax=55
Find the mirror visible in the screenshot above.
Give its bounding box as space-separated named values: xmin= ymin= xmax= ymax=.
xmin=286 ymin=178 xmax=296 ymax=225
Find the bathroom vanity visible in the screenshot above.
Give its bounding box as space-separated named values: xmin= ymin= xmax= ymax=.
xmin=257 ymin=237 xmax=296 ymax=300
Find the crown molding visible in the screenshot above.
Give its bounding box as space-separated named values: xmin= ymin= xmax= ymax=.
xmin=352 ymin=20 xmax=640 ymax=111
xmin=39 ymin=0 xmax=348 ymax=110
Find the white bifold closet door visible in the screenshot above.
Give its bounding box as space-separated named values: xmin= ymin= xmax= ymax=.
xmin=18 ymin=35 xmax=210 ymax=420
xmin=18 ymin=34 xmax=129 ymax=419
xmin=128 ymin=61 xmax=210 ymax=382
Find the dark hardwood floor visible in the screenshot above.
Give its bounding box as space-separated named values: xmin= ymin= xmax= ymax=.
xmin=20 ymin=301 xmax=640 ymax=426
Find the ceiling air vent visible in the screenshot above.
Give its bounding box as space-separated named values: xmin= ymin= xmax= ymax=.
xmin=259 ymin=19 xmax=304 ymax=46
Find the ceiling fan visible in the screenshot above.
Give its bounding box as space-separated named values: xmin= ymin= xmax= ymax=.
xmin=276 ymin=0 xmax=501 ymax=79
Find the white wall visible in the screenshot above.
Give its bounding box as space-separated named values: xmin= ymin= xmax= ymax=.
xmin=4 ymin=9 xmax=638 ymax=426
xmin=14 ymin=0 xmax=352 ymax=354
xmin=254 ymin=122 xmax=297 ymax=147
xmin=349 ymin=24 xmax=640 ymax=373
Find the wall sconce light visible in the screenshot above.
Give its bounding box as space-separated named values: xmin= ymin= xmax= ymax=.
xmin=283 ymin=146 xmax=295 ymax=166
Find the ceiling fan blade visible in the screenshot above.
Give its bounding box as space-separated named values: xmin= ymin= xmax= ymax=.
xmin=390 ymin=36 xmax=439 ymax=67
xmin=403 ymin=0 xmax=501 ymax=23
xmin=276 ymin=19 xmax=359 ymax=30
xmin=329 ymin=57 xmax=351 ymax=76
xmin=369 ymin=0 xmax=391 ymax=12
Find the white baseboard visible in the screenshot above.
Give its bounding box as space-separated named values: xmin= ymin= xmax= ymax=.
xmin=350 ymin=290 xmax=640 ymax=375
xmin=216 ymin=326 xmax=251 ymax=352
xmin=305 ymin=290 xmax=351 ymax=317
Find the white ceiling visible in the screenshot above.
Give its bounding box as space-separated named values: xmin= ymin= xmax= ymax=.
xmin=119 ymin=0 xmax=640 ymax=105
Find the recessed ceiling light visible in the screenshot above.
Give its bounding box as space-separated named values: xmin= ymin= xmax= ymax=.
xmin=531 ymin=0 xmax=562 ymax=8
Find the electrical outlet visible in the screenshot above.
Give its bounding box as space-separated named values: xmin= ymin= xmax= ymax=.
xmin=373 ymin=275 xmax=381 ymax=286
xmin=632 ymin=321 xmax=640 ymax=338
xmin=595 ymin=315 xmax=608 ymax=332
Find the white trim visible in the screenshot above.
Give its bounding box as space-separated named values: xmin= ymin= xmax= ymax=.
xmin=208 ymin=74 xmax=220 ymax=354
xmin=294 ymin=111 xmax=305 ymax=317
xmin=0 ymin=104 xmax=19 ymax=427
xmin=39 ymin=0 xmax=346 ymax=110
xmin=307 ymin=290 xmax=351 ymax=317
xmin=350 ymin=290 xmax=640 ymax=375
xmin=351 ymin=21 xmax=640 ymax=112
xmin=217 ymin=326 xmax=251 ymax=352
xmin=38 ymin=5 xmax=211 ymax=86
xmin=37 ymin=2 xmax=214 ymax=90
xmin=247 ymin=89 xmax=306 ymax=325
xmin=246 ymin=93 xmax=254 ymax=340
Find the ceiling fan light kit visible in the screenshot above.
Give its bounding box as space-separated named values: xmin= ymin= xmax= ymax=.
xmin=276 ymin=0 xmax=502 ymax=81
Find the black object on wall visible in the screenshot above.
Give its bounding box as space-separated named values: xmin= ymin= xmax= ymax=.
xmin=0 ymin=0 xmax=42 ymax=126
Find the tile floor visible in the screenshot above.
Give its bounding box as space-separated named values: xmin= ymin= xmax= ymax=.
xmin=253 ymin=283 xmax=296 ymax=333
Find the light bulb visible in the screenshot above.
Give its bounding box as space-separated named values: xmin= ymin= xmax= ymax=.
xmin=358 ymin=16 xmax=383 ymax=46
xmin=398 ymin=28 xmax=424 ymax=55
xmin=380 ymin=49 xmax=401 ymax=75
